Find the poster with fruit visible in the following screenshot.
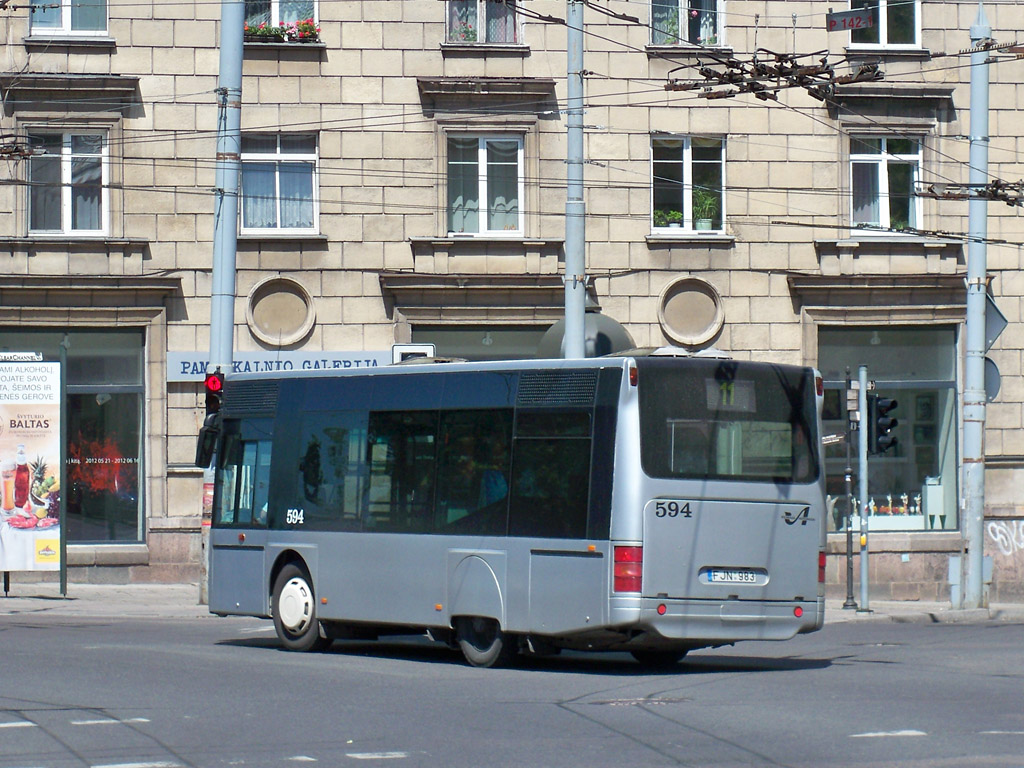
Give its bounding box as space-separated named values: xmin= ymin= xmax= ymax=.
xmin=0 ymin=360 xmax=61 ymax=572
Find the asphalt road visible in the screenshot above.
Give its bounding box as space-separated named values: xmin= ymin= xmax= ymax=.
xmin=2 ymin=611 xmax=1023 ymax=768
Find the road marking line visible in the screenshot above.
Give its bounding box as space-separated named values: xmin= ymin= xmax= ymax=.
xmin=980 ymin=730 xmax=1024 ymax=735
xmin=0 ymin=721 xmax=37 ymax=729
xmin=850 ymin=730 xmax=927 ymax=738
xmin=72 ymin=718 xmax=151 ymax=726
xmin=346 ymin=753 xmax=408 ymax=760
xmin=91 ymin=762 xmax=183 ymax=768
xmin=287 ymin=758 xmax=317 ymax=762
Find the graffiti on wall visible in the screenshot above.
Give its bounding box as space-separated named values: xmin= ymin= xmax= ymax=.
xmin=987 ymin=520 xmax=1024 ymax=557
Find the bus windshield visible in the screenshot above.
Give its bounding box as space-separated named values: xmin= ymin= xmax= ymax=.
xmin=638 ymin=358 xmax=819 ymax=483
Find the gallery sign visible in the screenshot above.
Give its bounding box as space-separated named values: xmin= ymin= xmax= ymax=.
xmin=0 ymin=359 xmax=61 ymax=572
xmin=167 ymin=351 xmax=391 ymax=382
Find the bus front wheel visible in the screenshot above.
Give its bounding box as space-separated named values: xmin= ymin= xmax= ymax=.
xmin=272 ymin=564 xmax=331 ymax=652
xmin=455 ymin=616 xmax=518 ymax=668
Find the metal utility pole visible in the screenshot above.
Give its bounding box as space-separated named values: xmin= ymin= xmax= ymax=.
xmin=563 ymin=0 xmax=586 ymax=358
xmin=962 ymin=2 xmax=991 ymax=609
xmin=843 ymin=368 xmax=857 ymax=609
xmin=202 ymin=0 xmax=244 ymax=604
xmin=210 ymin=0 xmax=244 ymax=377
xmin=858 ymin=365 xmax=870 ymax=612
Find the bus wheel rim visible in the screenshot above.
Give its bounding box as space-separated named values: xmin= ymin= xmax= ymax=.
xmin=279 ymin=577 xmax=313 ymax=634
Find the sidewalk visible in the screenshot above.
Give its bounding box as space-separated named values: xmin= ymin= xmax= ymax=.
xmin=3 ymin=581 xmax=1023 ymax=624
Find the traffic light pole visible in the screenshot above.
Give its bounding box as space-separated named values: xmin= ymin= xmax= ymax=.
xmin=843 ymin=368 xmax=857 ymax=609
xmin=858 ymin=365 xmax=871 ymax=612
xmin=563 ymin=0 xmax=586 ymax=359
xmin=961 ymin=3 xmax=991 ymax=610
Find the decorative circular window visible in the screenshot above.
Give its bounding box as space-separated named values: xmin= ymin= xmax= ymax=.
xmin=246 ymin=276 xmax=316 ymax=346
xmin=657 ymin=277 xmax=724 ymax=347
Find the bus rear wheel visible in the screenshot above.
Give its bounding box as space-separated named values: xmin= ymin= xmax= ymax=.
xmin=455 ymin=616 xmax=518 ymax=668
xmin=272 ymin=564 xmax=331 ymax=652
xmin=630 ymin=648 xmax=688 ymax=668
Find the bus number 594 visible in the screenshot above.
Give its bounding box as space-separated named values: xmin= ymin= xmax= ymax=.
xmin=655 ymin=500 xmax=692 ymax=518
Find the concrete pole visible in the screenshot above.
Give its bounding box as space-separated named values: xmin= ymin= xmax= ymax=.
xmin=563 ymin=0 xmax=586 ymax=359
xmin=962 ymin=3 xmax=991 ymax=609
xmin=210 ymin=0 xmax=244 ymax=376
xmin=858 ymin=365 xmax=870 ymax=612
xmin=202 ymin=0 xmax=244 ymax=605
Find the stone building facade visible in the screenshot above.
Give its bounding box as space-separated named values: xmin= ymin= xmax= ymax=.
xmin=0 ymin=0 xmax=1021 ymax=600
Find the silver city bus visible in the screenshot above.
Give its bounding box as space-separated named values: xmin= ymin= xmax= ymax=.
xmin=198 ymin=349 xmax=827 ymax=667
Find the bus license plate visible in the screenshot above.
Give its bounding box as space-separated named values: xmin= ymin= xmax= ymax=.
xmin=709 ymin=569 xmax=757 ymax=584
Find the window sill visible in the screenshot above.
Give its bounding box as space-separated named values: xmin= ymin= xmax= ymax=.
xmin=646 ymin=44 xmax=732 ymax=57
xmin=8 ymin=235 xmax=144 ymax=247
xmin=646 ymin=232 xmax=734 ymax=245
xmin=23 ymin=34 xmax=115 ymax=48
xmin=440 ymin=42 xmax=530 ymax=57
xmin=243 ymin=40 xmax=326 ymax=52
xmin=844 ymin=46 xmax=930 ymax=59
xmin=238 ymin=232 xmax=327 ymax=242
xmin=410 ymin=236 xmax=561 ymax=247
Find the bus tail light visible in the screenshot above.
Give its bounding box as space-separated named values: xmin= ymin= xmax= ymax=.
xmin=614 ymin=545 xmax=643 ymax=593
xmin=629 ymin=365 xmax=638 ymax=387
xmin=818 ymin=551 xmax=826 ymax=583
xmin=815 ymin=375 xmax=824 ymax=396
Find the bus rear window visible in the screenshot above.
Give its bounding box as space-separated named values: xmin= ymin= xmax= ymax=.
xmin=638 ymin=359 xmax=819 ymax=483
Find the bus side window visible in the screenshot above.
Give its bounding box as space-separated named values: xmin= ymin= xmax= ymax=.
xmin=214 ymin=432 xmax=270 ymax=528
xmin=435 ymin=409 xmax=512 ymax=535
xmin=365 ymin=411 xmax=437 ymax=533
xmin=292 ymin=411 xmax=367 ymax=531
xmin=214 ymin=431 xmax=242 ymax=525
xmin=508 ymin=410 xmax=590 ymax=539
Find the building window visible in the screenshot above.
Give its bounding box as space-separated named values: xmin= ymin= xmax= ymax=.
xmin=447 ymin=136 xmax=523 ymax=235
xmin=652 ymin=136 xmax=724 ymax=232
xmin=27 ymin=132 xmax=106 ymax=235
xmin=850 ymin=136 xmax=920 ymax=232
xmin=244 ymin=0 xmax=315 ymax=27
xmin=850 ymin=0 xmax=918 ymax=47
xmin=651 ymin=0 xmax=719 ymax=46
xmin=818 ymin=326 xmax=957 ymax=533
xmin=29 ymin=0 xmax=106 ymax=34
xmin=241 ymin=133 xmax=318 ymax=234
xmin=446 ymin=0 xmax=518 ymax=43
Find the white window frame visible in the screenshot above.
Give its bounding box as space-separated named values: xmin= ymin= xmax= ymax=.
xmin=446 ymin=0 xmax=520 ymax=44
xmin=446 ymin=134 xmax=525 ymax=237
xmin=651 ymin=135 xmax=725 ymax=233
xmin=848 ymin=0 xmax=921 ymax=49
xmin=27 ymin=131 xmax=108 ymax=236
xmin=849 ymin=135 xmax=922 ymax=233
xmin=244 ymin=0 xmax=317 ymax=27
xmin=240 ymin=133 xmax=319 ymax=236
xmin=650 ymin=0 xmax=721 ymax=47
xmin=29 ymin=0 xmax=107 ymax=35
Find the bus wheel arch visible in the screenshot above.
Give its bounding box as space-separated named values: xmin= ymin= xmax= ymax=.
xmin=453 ymin=615 xmax=518 ymax=668
xmin=271 ymin=560 xmax=330 ymax=652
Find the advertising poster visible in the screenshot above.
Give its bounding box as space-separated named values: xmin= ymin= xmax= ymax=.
xmin=0 ymin=360 xmax=61 ymax=571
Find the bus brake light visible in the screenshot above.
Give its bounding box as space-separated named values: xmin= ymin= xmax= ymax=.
xmin=818 ymin=551 xmax=826 ymax=583
xmin=613 ymin=545 xmax=642 ymax=593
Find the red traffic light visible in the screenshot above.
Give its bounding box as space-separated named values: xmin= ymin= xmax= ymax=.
xmin=205 ymin=371 xmax=224 ymax=393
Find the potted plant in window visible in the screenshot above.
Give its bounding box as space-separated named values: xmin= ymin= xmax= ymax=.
xmin=653 ymin=208 xmax=684 ymax=228
xmin=244 ymin=22 xmax=287 ymax=42
xmin=285 ymin=18 xmax=320 ymax=42
xmin=653 ymin=9 xmax=679 ymax=45
xmin=692 ymin=187 xmax=719 ymax=230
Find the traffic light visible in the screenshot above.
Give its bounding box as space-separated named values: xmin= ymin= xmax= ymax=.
xmin=867 ymin=393 xmax=898 ymax=454
xmin=204 ymin=369 xmax=225 ymax=416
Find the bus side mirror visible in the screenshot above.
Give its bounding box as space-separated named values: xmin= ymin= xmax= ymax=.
xmin=195 ymin=414 xmax=220 ymax=468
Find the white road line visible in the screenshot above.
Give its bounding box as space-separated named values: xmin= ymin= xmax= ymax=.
xmin=980 ymin=730 xmax=1024 ymax=735
xmin=91 ymin=762 xmax=183 ymax=768
xmin=72 ymin=718 xmax=151 ymax=726
xmin=0 ymin=721 xmax=37 ymax=729
xmin=287 ymin=757 xmax=317 ymax=762
xmin=346 ymin=753 xmax=408 ymax=760
xmin=850 ymin=730 xmax=927 ymax=738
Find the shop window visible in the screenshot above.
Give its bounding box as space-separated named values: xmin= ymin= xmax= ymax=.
xmin=241 ymin=133 xmax=318 ymax=235
xmin=0 ymin=329 xmax=145 ymax=544
xmin=818 ymin=326 xmax=958 ymax=533
xmin=652 ymin=135 xmax=724 ymax=232
xmin=30 ymin=0 xmax=106 ymax=34
xmin=850 ymin=136 xmax=921 ymax=232
xmin=27 ymin=132 xmax=107 ymax=235
xmin=850 ymin=0 xmax=919 ymax=47
xmin=651 ymin=0 xmax=719 ymax=46
xmin=446 ymin=135 xmax=523 ymax=236
xmin=446 ymin=0 xmax=518 ymax=43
